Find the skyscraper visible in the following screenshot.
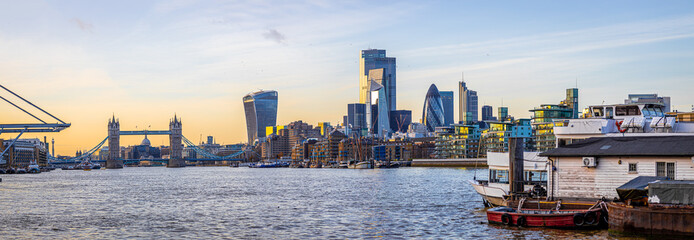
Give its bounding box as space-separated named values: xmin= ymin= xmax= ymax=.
xmin=498 ymin=106 xmax=509 ymax=122
xmin=243 ymin=90 xmax=278 ymax=144
xmin=360 ymin=49 xmax=396 ymax=111
xmin=422 ymin=84 xmax=445 ymax=132
xmin=347 ymin=103 xmax=367 ymax=137
xmin=566 ymin=88 xmax=579 ymax=118
xmin=440 ymin=91 xmax=454 ymax=126
xmin=458 ymin=78 xmax=478 ymax=124
xmin=389 ymin=110 xmax=412 ymax=132
xmin=481 ymin=105 xmax=494 ymax=121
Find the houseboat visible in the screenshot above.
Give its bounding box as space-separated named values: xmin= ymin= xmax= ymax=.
xmin=469 ymin=152 xmax=549 ymax=207
xmin=552 ymin=103 xmax=694 ymax=146
xmin=539 ymin=135 xmax=694 ymax=201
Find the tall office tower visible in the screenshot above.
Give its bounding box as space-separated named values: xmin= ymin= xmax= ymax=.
xmin=566 ymin=88 xmax=579 ymax=118
xmin=422 ymin=84 xmax=445 ymax=132
xmin=458 ymin=78 xmax=479 ymax=124
xmin=243 ymin=90 xmax=278 ymax=144
xmin=389 ymin=110 xmax=412 ymax=133
xmin=365 ymin=71 xmax=391 ymax=138
xmin=347 ymin=103 xmax=367 ymax=137
xmin=498 ymin=106 xmax=509 ymax=122
xmin=360 ymin=49 xmax=396 ymax=111
xmin=440 ymin=91 xmax=454 ymax=126
xmin=481 ymin=105 xmax=494 ymax=121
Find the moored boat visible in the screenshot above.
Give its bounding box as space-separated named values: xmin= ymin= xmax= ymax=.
xmin=487 ymin=200 xmax=607 ymax=228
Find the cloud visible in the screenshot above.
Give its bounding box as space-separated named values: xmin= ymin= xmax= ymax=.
xmin=70 ymin=18 xmax=94 ymax=33
xmin=262 ymin=29 xmax=286 ymax=43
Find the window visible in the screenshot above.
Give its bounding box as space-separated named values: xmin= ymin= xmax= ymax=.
xmin=656 ymin=162 xmax=675 ymax=179
xmin=616 ymin=105 xmax=641 ymax=116
xmin=628 ymin=163 xmax=637 ymax=173
xmin=524 ymin=171 xmax=547 ymax=185
xmin=489 ymin=169 xmax=509 ymax=183
xmin=605 ymin=107 xmax=614 ymax=118
xmin=592 ymin=107 xmax=604 ymax=117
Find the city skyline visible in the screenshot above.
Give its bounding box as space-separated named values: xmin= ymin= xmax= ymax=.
xmin=2 ymin=1 xmax=694 ymax=155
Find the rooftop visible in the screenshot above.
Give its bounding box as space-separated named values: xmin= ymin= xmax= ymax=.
xmin=540 ymin=136 xmax=694 ymax=157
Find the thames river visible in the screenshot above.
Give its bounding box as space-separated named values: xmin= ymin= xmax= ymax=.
xmin=0 ymin=167 xmax=618 ymax=239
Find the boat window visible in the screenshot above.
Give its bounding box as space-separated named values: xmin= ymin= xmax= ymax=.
xmin=489 ymin=169 xmax=509 ymax=184
xmin=592 ymin=107 xmax=604 ymax=117
xmin=605 ymin=107 xmax=614 ymax=118
xmin=616 ymin=105 xmax=641 ymax=116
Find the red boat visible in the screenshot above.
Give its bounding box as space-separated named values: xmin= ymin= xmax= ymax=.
xmin=487 ymin=201 xmax=607 ymax=228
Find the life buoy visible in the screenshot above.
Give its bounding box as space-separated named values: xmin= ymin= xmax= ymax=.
xmin=501 ymin=213 xmax=512 ymax=225
xmin=615 ymin=120 xmax=627 ymax=133
xmin=516 ymin=216 xmax=527 ymax=227
xmin=573 ymin=213 xmax=585 ymax=226
xmin=584 ymin=211 xmax=598 ymax=225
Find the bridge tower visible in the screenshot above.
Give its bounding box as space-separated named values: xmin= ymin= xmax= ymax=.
xmin=107 ymin=115 xmax=123 ymax=169
xmin=168 ymin=115 xmax=185 ymax=168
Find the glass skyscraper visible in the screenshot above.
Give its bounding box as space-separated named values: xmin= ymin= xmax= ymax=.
xmin=360 ymin=49 xmax=396 ymax=112
xmin=459 ymin=80 xmax=478 ymax=124
xmin=422 ymin=84 xmax=445 ymax=132
xmin=482 ymin=105 xmax=494 ymax=121
xmin=347 ymin=103 xmax=367 ymax=137
xmin=243 ymin=90 xmax=278 ymax=144
xmin=440 ymin=91 xmax=454 ymax=126
xmin=389 ymin=110 xmax=412 ymax=132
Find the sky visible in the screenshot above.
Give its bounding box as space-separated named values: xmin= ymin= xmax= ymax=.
xmin=2 ymin=0 xmax=694 ymax=156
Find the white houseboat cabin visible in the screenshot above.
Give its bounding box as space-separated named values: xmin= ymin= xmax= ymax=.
xmin=540 ymin=136 xmax=694 ymax=201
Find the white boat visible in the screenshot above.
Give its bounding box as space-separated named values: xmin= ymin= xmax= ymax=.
xmin=553 ymin=103 xmax=694 ymax=145
xmin=27 ymin=164 xmax=40 ymax=173
xmin=469 ymin=152 xmax=549 ymax=207
xmin=349 ymin=161 xmax=372 ymax=169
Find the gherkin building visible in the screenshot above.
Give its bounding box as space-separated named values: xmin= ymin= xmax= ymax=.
xmin=422 ymin=84 xmax=445 ymax=132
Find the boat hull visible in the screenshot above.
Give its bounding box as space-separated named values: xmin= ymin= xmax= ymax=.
xmin=469 ymin=180 xmax=508 ymax=207
xmin=487 ymin=207 xmax=604 ymax=228
xmin=608 ymin=202 xmax=694 ymax=236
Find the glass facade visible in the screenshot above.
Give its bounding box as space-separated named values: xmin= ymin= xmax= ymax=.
xmin=347 ymin=103 xmax=366 ymax=137
xmin=243 ymin=90 xmax=278 ymax=144
xmin=481 ymin=105 xmax=495 ymax=121
xmin=440 ymin=91 xmax=454 ymax=126
xmin=360 ymin=49 xmax=396 ymax=111
xmin=459 ymin=81 xmax=478 ymax=123
xmin=434 ymin=124 xmax=482 ymax=159
xmin=390 ymin=110 xmax=412 ymax=133
xmin=422 ymin=84 xmax=445 ymax=132
xmin=529 ymin=104 xmax=573 ymax=152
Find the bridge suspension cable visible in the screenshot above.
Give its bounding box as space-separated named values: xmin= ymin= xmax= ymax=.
xmin=181 ymin=136 xmax=244 ymax=160
xmin=48 ymin=137 xmax=108 ymax=163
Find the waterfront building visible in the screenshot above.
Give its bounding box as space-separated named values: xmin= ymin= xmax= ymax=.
xmin=440 ymin=91 xmax=454 ymax=126
xmin=498 ymin=107 xmax=509 ymax=122
xmin=337 ymin=138 xmax=375 ymax=162
xmin=481 ymin=105 xmax=495 ymax=121
xmin=480 ymin=119 xmax=533 ymax=157
xmin=422 ymin=84 xmax=445 ymax=132
xmin=434 ymin=124 xmax=482 ymax=159
xmin=624 ymin=93 xmax=670 ymax=112
xmin=261 ymin=128 xmax=290 ymax=159
xmin=389 ymin=110 xmax=412 ymax=133
xmin=0 ymin=138 xmax=48 ymax=168
xmin=359 ymin=49 xmax=396 ymax=111
xmin=243 ymin=90 xmax=278 ymax=144
xmin=347 ymin=103 xmax=367 ymax=137
xmin=291 ymin=138 xmax=318 ymax=161
xmin=286 ymin=120 xmax=321 ymax=147
xmin=529 ymin=104 xmax=573 ymax=152
xmin=373 ymin=142 xmax=413 ymax=162
xmin=459 ymin=79 xmax=478 ymax=124
xmin=540 ymin=136 xmax=694 ymax=201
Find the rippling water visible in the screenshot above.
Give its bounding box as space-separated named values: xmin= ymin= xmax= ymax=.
xmin=0 ymin=167 xmax=624 ymax=239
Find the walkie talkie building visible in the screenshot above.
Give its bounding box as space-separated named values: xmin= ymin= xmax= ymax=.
xmin=243 ymin=90 xmax=278 ymax=144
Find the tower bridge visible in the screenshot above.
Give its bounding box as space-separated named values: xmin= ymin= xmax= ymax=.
xmin=47 ymin=115 xmax=246 ymax=167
